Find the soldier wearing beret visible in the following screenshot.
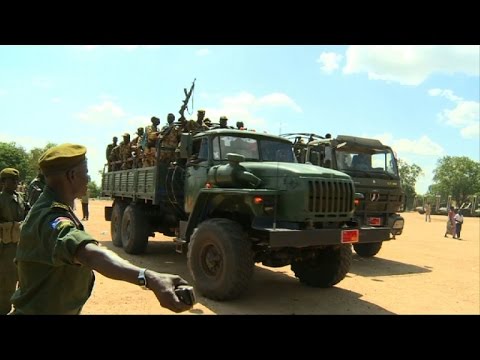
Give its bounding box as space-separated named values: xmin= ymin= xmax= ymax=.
xmin=0 ymin=167 xmax=27 ymax=314
xmin=10 ymin=144 xmax=193 ymax=314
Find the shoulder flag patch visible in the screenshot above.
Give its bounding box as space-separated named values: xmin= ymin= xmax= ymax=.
xmin=51 ymin=202 xmax=70 ymax=211
xmin=51 ymin=216 xmax=74 ymax=231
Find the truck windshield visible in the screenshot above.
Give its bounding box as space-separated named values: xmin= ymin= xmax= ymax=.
xmin=212 ymin=136 xmax=296 ymax=162
xmin=335 ymin=148 xmax=399 ymax=177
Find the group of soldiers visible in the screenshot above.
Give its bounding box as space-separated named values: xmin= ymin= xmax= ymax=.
xmin=106 ymin=110 xmax=247 ymax=171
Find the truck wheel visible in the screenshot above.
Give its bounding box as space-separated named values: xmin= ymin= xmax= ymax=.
xmin=111 ymin=200 xmax=127 ymax=247
xmin=187 ymin=218 xmax=254 ymax=301
xmin=353 ymin=242 xmax=383 ymax=257
xmin=291 ymin=245 xmax=352 ymax=288
xmin=121 ymin=205 xmax=149 ymax=254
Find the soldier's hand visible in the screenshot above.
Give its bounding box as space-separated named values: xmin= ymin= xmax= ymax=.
xmin=146 ymin=271 xmax=194 ymax=313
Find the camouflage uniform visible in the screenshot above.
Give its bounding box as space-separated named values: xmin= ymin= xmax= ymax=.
xmin=143 ymin=117 xmax=160 ymax=167
xmin=131 ymin=128 xmax=144 ymax=168
xmin=160 ymin=113 xmax=175 ymax=133
xmin=119 ymin=134 xmax=133 ymax=170
xmin=196 ymin=110 xmax=208 ymax=130
xmin=182 ymin=119 xmax=201 ymax=133
xmin=0 ymin=168 xmax=27 ymax=314
xmin=106 ymin=137 xmax=118 ymax=171
xmin=159 ymin=125 xmax=181 ymax=164
xmin=110 ymin=145 xmax=121 ymax=171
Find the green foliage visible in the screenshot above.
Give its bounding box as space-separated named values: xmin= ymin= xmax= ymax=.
xmin=0 ymin=142 xmax=58 ymax=183
xmin=88 ymin=181 xmax=101 ymax=198
xmin=431 ymin=156 xmax=480 ymax=204
xmin=0 ymin=142 xmax=30 ymax=180
xmin=398 ymin=159 xmax=423 ymax=210
xmin=27 ymin=143 xmax=57 ymax=180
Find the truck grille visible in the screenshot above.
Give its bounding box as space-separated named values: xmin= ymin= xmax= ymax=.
xmin=363 ymin=192 xmax=403 ymax=212
xmin=307 ymin=179 xmax=354 ymax=215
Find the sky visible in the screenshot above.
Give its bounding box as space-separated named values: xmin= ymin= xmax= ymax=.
xmin=0 ymin=45 xmax=478 ymax=194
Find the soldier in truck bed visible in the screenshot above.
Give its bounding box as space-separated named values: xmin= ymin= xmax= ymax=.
xmin=106 ymin=136 xmax=118 ymax=171
xmin=119 ymin=133 xmax=133 ymax=170
xmin=143 ymin=116 xmax=161 ymax=167
xmin=131 ymin=128 xmax=144 ymax=168
xmin=161 ymin=113 xmax=175 ymax=134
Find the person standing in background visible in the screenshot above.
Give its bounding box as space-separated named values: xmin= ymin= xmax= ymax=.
xmin=425 ymin=202 xmax=431 ymax=222
xmin=81 ymin=188 xmax=90 ymax=221
xmin=0 ymin=168 xmax=28 ymax=314
xmin=454 ymin=209 xmax=464 ymax=239
xmin=444 ymin=206 xmax=455 ymax=238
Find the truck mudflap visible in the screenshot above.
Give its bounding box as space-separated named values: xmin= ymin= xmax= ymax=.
xmin=252 ymin=218 xmax=360 ymax=248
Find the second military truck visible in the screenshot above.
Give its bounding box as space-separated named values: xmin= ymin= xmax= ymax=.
xmin=283 ymin=133 xmax=405 ymax=257
xmin=101 ymin=129 xmax=361 ymax=300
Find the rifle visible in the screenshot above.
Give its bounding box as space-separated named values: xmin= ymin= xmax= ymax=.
xmin=178 ymin=78 xmax=196 ymax=121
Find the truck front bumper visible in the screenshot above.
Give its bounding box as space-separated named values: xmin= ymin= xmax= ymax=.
xmin=263 ymin=227 xmax=360 ymax=248
xmin=358 ymin=226 xmax=392 ymax=243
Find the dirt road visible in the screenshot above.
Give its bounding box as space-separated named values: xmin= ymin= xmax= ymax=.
xmin=78 ymin=200 xmax=479 ymax=315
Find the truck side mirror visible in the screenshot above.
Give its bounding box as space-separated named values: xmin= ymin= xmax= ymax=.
xmin=179 ymin=133 xmax=193 ymax=159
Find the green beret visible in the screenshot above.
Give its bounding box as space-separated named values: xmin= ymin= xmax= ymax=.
xmin=38 ymin=144 xmax=87 ymax=175
xmin=123 ymin=132 xmax=130 ymax=137
xmin=197 ymin=109 xmax=205 ymax=114
xmin=0 ymin=167 xmax=20 ymax=179
xmin=220 ymin=116 xmax=228 ymax=121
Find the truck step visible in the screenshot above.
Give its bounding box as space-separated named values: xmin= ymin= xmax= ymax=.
xmin=174 ymin=238 xmax=187 ymax=254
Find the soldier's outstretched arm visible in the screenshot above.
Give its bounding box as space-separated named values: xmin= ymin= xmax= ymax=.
xmin=74 ymin=242 xmax=193 ymax=313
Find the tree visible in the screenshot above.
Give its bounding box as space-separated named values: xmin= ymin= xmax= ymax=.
xmin=0 ymin=142 xmax=30 ymax=181
xmin=430 ymin=156 xmax=480 ymax=204
xmin=27 ymin=143 xmax=57 ymax=181
xmin=398 ymin=159 xmax=423 ymax=210
xmin=88 ymin=181 xmax=101 ymax=198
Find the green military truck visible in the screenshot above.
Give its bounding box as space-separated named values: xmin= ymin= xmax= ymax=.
xmin=101 ymin=129 xmax=361 ymax=300
xmin=282 ymin=133 xmax=404 ymax=258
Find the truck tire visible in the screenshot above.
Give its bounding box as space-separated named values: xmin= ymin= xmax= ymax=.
xmin=353 ymin=242 xmax=383 ymax=257
xmin=291 ymin=244 xmax=352 ymax=288
xmin=187 ymin=218 xmax=254 ymax=301
xmin=121 ymin=204 xmax=149 ymax=254
xmin=111 ymin=200 xmax=127 ymax=247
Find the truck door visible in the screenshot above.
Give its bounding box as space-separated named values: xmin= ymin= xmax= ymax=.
xmin=184 ymin=137 xmax=209 ymax=213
